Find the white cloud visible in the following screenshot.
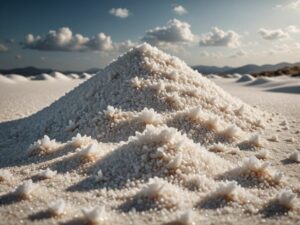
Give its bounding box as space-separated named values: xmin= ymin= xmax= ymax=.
xmin=276 ymin=0 xmax=300 ymax=11
xmin=199 ymin=27 xmax=241 ymax=48
xmin=109 ymin=8 xmax=129 ymax=18
xmin=114 ymin=40 xmax=137 ymax=52
xmin=172 ymin=5 xmax=187 ymax=15
xmin=142 ymin=19 xmax=194 ymax=46
xmin=258 ymin=28 xmax=289 ymax=40
xmin=286 ymin=25 xmax=300 ymax=33
xmin=86 ymin=33 xmax=113 ymax=51
xmin=22 ymin=27 xmax=137 ymax=53
xmin=0 ymin=43 xmax=8 ymax=52
xmin=22 ymin=27 xmax=115 ymax=52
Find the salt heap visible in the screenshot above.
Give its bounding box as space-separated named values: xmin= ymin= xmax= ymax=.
xmin=1 ymin=43 xmax=279 ymax=224
xmin=12 ymin=43 xmax=265 ymax=148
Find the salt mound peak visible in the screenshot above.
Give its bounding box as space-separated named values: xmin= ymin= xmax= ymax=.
xmin=9 ymin=43 xmax=266 ymax=153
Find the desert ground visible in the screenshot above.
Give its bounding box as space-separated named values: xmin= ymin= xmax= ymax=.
xmin=0 ymin=45 xmax=299 ymax=225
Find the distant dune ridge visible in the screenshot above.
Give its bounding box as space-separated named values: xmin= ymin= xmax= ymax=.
xmin=1 ymin=62 xmax=299 ymax=77
xmin=0 ymin=66 xmax=101 ymax=76
xmin=193 ymin=62 xmax=300 ymax=75
xmin=252 ymin=65 xmax=300 ymax=77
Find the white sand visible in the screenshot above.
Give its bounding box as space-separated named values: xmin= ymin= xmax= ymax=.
xmin=0 ymin=45 xmax=299 ymax=225
xmin=0 ymin=80 xmax=84 ymax=122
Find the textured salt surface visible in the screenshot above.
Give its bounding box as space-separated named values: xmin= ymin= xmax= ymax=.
xmin=0 ymin=44 xmax=299 ymax=225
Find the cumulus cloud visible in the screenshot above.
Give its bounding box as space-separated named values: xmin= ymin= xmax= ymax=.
xmin=172 ymin=5 xmax=187 ymax=15
xmin=109 ymin=8 xmax=129 ymax=18
xmin=0 ymin=43 xmax=8 ymax=52
xmin=22 ymin=27 xmax=115 ymax=52
xmin=86 ymin=33 xmax=113 ymax=51
xmin=276 ymin=0 xmax=300 ymax=11
xmin=142 ymin=19 xmax=194 ymax=47
xmin=114 ymin=40 xmax=137 ymax=52
xmin=258 ymin=28 xmax=289 ymax=40
xmin=199 ymin=27 xmax=241 ymax=48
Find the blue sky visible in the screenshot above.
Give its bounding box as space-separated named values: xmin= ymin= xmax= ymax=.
xmin=0 ymin=0 xmax=300 ymax=70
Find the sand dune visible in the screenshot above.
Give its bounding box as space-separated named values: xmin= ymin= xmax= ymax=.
xmin=68 ymin=73 xmax=80 ymax=79
xmin=247 ymin=77 xmax=274 ymax=86
xmin=6 ymin=74 xmax=29 ymax=82
xmin=0 ymin=74 xmax=15 ymax=84
xmin=80 ymin=72 xmax=92 ymax=79
xmin=236 ymin=74 xmax=255 ymax=82
xmin=32 ymin=73 xmax=56 ymax=81
xmin=50 ymin=71 xmax=71 ymax=80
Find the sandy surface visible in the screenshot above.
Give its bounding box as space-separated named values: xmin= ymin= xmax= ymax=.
xmin=0 ymin=68 xmax=299 ymax=224
xmin=0 ymin=80 xmax=84 ymax=122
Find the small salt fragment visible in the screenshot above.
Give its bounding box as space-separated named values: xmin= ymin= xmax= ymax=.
xmin=135 ymin=108 xmax=162 ymax=125
xmin=277 ymin=189 xmax=297 ymax=209
xmin=0 ymin=169 xmax=12 ymax=182
xmin=214 ymin=181 xmax=238 ymax=201
xmin=69 ymin=133 xmax=93 ymax=148
xmin=247 ymin=134 xmax=263 ymax=147
xmin=221 ymin=125 xmax=239 ymax=139
xmin=175 ymin=210 xmax=195 ymax=225
xmin=209 ymin=143 xmax=227 ymax=153
xmin=27 ymin=135 xmax=60 ymax=156
xmin=15 ymin=179 xmax=39 ymax=199
xmin=95 ymin=170 xmax=107 ymax=182
xmin=167 ymin=153 xmax=183 ymax=170
xmin=285 ymin=137 xmax=295 ymax=143
xmin=234 ymin=105 xmax=244 ymax=116
xmin=82 ymin=205 xmax=108 ymax=224
xmin=38 ymin=168 xmax=57 ymax=179
xmin=256 ymin=149 xmax=270 ymax=160
xmin=268 ymin=135 xmax=278 ymax=142
xmin=289 ymin=151 xmax=299 ymax=163
xmin=79 ymin=142 xmax=99 ymax=162
xmin=280 ymin=120 xmax=288 ymax=126
xmin=48 ymin=199 xmax=66 ymax=216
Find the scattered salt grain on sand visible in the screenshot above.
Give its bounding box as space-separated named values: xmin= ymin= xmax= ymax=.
xmin=288 ymin=151 xmax=299 ymax=163
xmin=38 ymin=168 xmax=57 ymax=179
xmin=14 ymin=179 xmax=39 ymax=199
xmin=48 ymin=199 xmax=66 ymax=216
xmin=277 ymin=189 xmax=298 ymax=209
xmin=82 ymin=205 xmax=108 ymax=224
xmin=0 ymin=169 xmax=12 ymax=182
